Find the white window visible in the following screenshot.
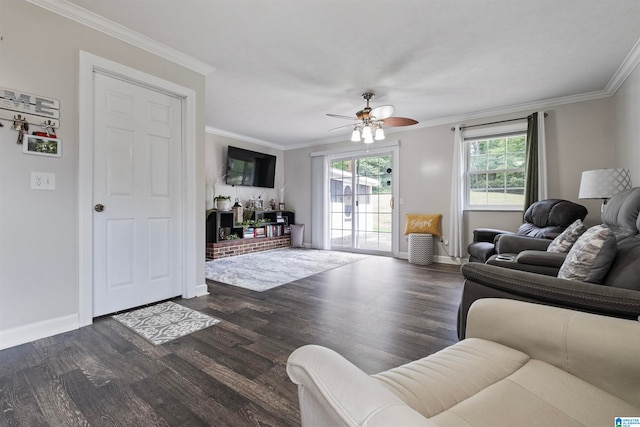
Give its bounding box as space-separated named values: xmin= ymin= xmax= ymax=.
xmin=464 ymin=126 xmax=527 ymax=210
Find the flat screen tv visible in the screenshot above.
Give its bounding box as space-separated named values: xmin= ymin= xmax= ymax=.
xmin=225 ymin=146 xmax=276 ymax=188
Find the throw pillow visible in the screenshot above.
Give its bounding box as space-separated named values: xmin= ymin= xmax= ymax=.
xmin=547 ymin=219 xmax=587 ymax=253
xmin=557 ymin=225 xmax=617 ymax=283
xmin=404 ymin=214 xmax=442 ymax=236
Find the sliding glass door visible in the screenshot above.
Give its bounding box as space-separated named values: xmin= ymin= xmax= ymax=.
xmin=329 ymin=152 xmax=396 ymax=255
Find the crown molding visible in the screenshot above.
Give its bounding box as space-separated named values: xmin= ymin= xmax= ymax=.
xmin=282 ymin=134 xmax=355 ymax=151
xmin=414 ymin=89 xmax=611 ymax=130
xmin=206 ymin=88 xmax=614 ymax=151
xmin=234 ymin=37 xmax=640 ymax=149
xmin=605 ymin=37 xmax=640 ymax=95
xmin=205 ymin=126 xmax=286 ymax=151
xmin=25 ymin=0 xmax=215 ymax=76
xmin=206 ymin=125 xmax=362 ymax=151
xmin=28 ymin=0 xmax=640 ymax=149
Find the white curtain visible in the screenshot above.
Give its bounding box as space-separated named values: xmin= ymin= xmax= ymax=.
xmin=537 ymin=111 xmax=548 ymax=200
xmin=449 ymin=125 xmax=465 ymax=258
xmin=310 ymin=155 xmax=329 ymax=249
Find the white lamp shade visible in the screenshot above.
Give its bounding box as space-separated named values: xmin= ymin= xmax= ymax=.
xmin=361 ymin=125 xmax=373 ymax=140
xmin=350 ymin=129 xmax=360 ymax=142
xmin=578 ymin=168 xmax=632 ymax=199
xmin=374 ymin=127 xmax=385 ymax=140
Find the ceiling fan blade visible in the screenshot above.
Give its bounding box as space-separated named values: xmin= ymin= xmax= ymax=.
xmin=326 ymin=113 xmax=357 ymax=120
xmin=329 ymin=123 xmax=358 ymax=132
xmin=382 ymin=117 xmax=419 ymax=126
xmin=370 ymin=105 xmax=395 ymax=120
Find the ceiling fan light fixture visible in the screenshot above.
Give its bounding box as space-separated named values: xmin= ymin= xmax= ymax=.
xmin=350 ymin=128 xmax=361 ymax=142
xmin=362 ymin=125 xmax=373 ymax=141
xmin=327 ymin=92 xmax=418 ymax=144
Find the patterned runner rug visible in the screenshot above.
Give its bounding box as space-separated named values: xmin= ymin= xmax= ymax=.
xmin=112 ymin=301 xmax=220 ymax=345
xmin=205 ymin=248 xmax=368 ymax=292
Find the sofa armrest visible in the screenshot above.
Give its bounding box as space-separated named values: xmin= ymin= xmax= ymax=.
xmin=287 ymin=345 xmax=432 ymax=426
xmin=472 ymin=228 xmax=512 ymax=243
xmin=540 ymin=231 xmax=561 ymax=239
xmin=486 ymin=251 xmax=563 ymax=277
xmin=461 ymin=263 xmax=640 ymax=318
xmin=466 ymin=298 xmax=640 ymax=407
xmin=457 ymin=262 xmax=640 ymax=339
xmin=516 ymin=250 xmax=566 ymax=268
xmin=495 ymin=234 xmax=552 ymax=254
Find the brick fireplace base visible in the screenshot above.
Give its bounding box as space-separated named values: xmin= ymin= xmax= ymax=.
xmin=206 ymin=235 xmax=291 ymax=260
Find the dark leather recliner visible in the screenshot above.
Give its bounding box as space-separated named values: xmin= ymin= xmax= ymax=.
xmin=486 ymin=186 xmax=640 ymax=277
xmin=458 ymin=187 xmax=640 ymax=339
xmin=467 ymin=199 xmax=588 ymax=263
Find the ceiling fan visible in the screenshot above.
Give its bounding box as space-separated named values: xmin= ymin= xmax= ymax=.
xmin=327 ymin=92 xmax=418 ymax=143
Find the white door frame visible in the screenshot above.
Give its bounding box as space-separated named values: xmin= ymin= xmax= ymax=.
xmin=78 ymin=51 xmax=202 ymax=326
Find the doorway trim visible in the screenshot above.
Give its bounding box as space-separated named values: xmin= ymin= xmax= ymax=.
xmin=78 ymin=51 xmax=202 ymax=327
xmin=312 ymin=141 xmax=400 ymax=257
xmin=327 ymin=148 xmax=399 ymax=256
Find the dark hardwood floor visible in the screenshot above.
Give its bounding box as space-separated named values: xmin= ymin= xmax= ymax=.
xmin=0 ymin=255 xmax=464 ymax=426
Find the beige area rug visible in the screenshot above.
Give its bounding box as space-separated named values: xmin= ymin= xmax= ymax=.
xmin=205 ymin=248 xmax=369 ymax=292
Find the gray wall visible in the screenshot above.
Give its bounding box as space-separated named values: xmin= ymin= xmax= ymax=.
xmin=0 ymin=1 xmax=206 ymax=344
xmin=283 ymin=96 xmax=619 ymax=258
xmin=5 ymin=0 xmax=638 ymax=349
xmin=205 ymin=68 xmax=639 ymax=261
xmin=614 ymin=61 xmax=640 ymax=181
xmin=204 ymin=132 xmax=285 ymax=210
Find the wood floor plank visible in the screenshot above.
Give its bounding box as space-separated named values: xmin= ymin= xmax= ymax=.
xmin=33 ymin=342 xmax=84 ymax=377
xmin=103 ymin=381 xmax=170 ymax=427
xmin=58 ymin=369 xmax=113 ymax=426
xmin=0 ymin=255 xmax=464 ymax=426
xmin=159 ymin=352 xmax=255 ymax=421
xmin=152 ymin=358 xmax=287 ymax=427
xmin=180 ymin=333 xmax=275 ymax=380
xmin=129 ymin=374 xmax=210 ymax=426
xmin=61 ymin=369 xmax=166 ymax=427
xmin=0 ymin=343 xmax=44 ymax=378
xmin=170 ymin=343 xmax=299 ymax=425
xmin=0 ymin=373 xmax=49 ymax=427
xmin=72 ymin=327 xmax=155 ymax=386
xmin=20 ymin=364 xmax=89 ymax=427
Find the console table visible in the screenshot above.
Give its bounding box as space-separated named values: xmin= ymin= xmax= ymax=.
xmin=206 ymin=210 xmax=295 ymax=259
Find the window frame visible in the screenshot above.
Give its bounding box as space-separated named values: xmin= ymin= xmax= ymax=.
xmin=462 ymin=122 xmax=528 ymax=211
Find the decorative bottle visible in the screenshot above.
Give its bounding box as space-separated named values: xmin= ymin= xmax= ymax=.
xmin=232 ymin=198 xmax=243 ymax=225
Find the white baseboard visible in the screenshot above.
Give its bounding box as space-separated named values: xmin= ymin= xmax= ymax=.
xmin=1 ymin=284 xmax=213 ymax=350
xmin=397 ymin=251 xmax=464 ymax=265
xmin=0 ymin=314 xmax=79 ymax=350
xmin=193 ymin=283 xmax=209 ymax=297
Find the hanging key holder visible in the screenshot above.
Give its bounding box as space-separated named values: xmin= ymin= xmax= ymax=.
xmin=0 ymin=87 xmax=60 ymax=144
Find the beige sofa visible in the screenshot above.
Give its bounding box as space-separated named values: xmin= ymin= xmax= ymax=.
xmin=287 ymin=299 xmax=640 ymax=426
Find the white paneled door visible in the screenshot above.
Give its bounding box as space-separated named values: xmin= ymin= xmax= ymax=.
xmin=92 ymin=73 xmax=182 ymax=317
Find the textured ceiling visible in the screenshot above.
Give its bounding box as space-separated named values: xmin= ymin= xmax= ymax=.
xmin=62 ymin=0 xmax=640 ymax=148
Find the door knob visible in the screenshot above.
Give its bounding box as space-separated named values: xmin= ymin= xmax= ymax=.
xmin=94 ymin=204 xmax=105 ymax=212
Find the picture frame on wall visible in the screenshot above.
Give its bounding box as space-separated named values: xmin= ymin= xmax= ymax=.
xmin=23 ymin=134 xmax=61 ymax=157
xmin=279 ymin=203 xmax=285 ymax=210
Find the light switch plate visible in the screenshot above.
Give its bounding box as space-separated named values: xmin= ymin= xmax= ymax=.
xmin=31 ymin=172 xmax=55 ymax=190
